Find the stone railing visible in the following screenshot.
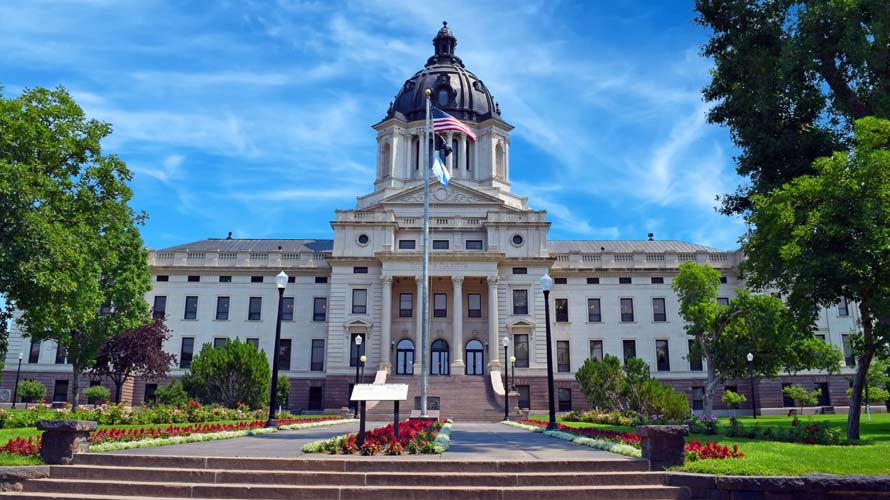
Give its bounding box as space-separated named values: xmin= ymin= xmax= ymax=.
xmin=148 ymin=250 xmax=331 ymax=268
xmin=550 ymin=251 xmax=742 ymax=270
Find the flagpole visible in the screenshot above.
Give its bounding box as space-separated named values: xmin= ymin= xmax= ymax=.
xmin=420 ymin=88 xmax=431 ymax=417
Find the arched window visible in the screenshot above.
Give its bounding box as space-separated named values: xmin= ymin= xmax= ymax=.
xmin=438 ymin=89 xmax=450 ymax=107
xmin=495 ymin=143 xmax=505 ymax=178
xmin=414 ymin=138 xmax=420 ymax=172
xmin=465 ymin=339 xmax=484 ymax=376
xmin=466 ymin=140 xmax=472 ymax=172
xmin=452 ymin=138 xmax=459 ymax=173
xmin=381 ymin=142 xmax=391 ymax=178
xmin=431 ymin=339 xmax=450 ymax=375
xmin=396 ymin=339 xmax=414 ymax=375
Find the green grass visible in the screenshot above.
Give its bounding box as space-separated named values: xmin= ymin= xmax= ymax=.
xmin=529 ymin=413 xmax=890 ymax=476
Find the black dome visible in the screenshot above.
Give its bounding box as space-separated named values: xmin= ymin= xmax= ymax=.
xmin=386 ymin=22 xmax=500 ymax=123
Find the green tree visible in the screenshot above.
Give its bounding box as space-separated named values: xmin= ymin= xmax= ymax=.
xmin=16 ymin=380 xmax=46 ymax=406
xmin=575 ymin=355 xmax=624 ymax=411
xmin=276 ymin=374 xmax=290 ymax=410
xmin=182 ymin=338 xmax=271 ymax=408
xmin=0 ymin=86 xmax=151 ymax=404
xmin=721 ymin=390 xmax=746 ymax=419
xmin=742 ymin=117 xmax=890 ymax=439
xmin=83 ymin=385 xmax=110 ymax=404
xmin=695 ymin=0 xmax=890 ymax=216
xmin=673 ymin=261 xmax=842 ymax=416
xmin=783 ymin=385 xmax=821 ymax=415
xmin=154 ymin=380 xmax=189 ymax=407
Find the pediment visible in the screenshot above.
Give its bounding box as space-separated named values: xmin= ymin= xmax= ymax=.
xmin=381 ymin=181 xmax=505 ymax=206
xmin=507 ymin=319 xmax=536 ymax=332
xmin=344 ymin=319 xmax=372 ymax=331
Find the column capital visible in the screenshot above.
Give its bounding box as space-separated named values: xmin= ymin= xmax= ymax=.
xmin=452 ymin=276 xmax=464 ymax=288
xmin=487 ymin=275 xmax=500 ymax=286
xmin=380 ymin=275 xmax=393 ymax=286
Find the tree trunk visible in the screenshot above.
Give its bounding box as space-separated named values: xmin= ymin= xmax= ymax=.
xmin=114 ymin=380 xmax=122 ymax=404
xmin=847 ymin=301 xmax=876 ymax=440
xmin=704 ymin=357 xmax=718 ymax=417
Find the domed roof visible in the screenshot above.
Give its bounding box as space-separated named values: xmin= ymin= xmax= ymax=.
xmin=385 ymin=22 xmax=501 ymax=123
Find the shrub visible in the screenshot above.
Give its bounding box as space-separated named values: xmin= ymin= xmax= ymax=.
xmin=721 ymin=390 xmax=747 ymax=418
xmin=782 ymin=385 xmax=821 ymax=414
xmin=640 ymin=379 xmax=691 ymax=421
xmin=575 ymin=355 xmax=624 ymax=411
xmin=276 ymin=375 xmax=290 ymax=408
xmin=182 ymin=338 xmax=270 ymax=408
xmin=155 ymin=381 xmax=189 ymax=407
xmin=83 ymin=385 xmax=111 ymax=404
xmin=16 ymin=380 xmax=46 ymax=404
xmin=847 ymin=385 xmax=890 ymax=405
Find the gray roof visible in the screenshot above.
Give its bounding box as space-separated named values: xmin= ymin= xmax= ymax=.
xmin=548 ymin=240 xmax=724 ymax=254
xmin=156 ymin=239 xmax=333 ymax=253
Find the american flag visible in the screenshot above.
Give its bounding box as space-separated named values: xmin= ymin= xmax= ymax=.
xmin=432 ymin=107 xmax=476 ymax=141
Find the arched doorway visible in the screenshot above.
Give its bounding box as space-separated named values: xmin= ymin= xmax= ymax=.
xmin=396 ymin=339 xmax=414 ymax=375
xmin=465 ymin=339 xmax=484 ymax=375
xmin=431 ymin=339 xmax=450 ymax=375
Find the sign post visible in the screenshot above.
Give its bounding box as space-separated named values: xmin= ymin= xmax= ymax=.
xmin=350 ymin=384 xmax=409 ymax=445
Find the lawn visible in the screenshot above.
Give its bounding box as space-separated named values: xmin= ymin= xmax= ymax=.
xmin=530 ymin=413 xmax=890 ymax=476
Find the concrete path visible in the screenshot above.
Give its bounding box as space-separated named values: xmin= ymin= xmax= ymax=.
xmin=109 ymin=421 xmax=631 ymax=461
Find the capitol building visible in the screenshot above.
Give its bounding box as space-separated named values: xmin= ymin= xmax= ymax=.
xmin=2 ymin=24 xmax=860 ymax=418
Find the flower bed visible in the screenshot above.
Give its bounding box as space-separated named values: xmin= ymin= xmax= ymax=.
xmin=685 ymin=437 xmax=744 ymax=461
xmin=0 ymin=437 xmax=41 ymax=457
xmin=503 ymin=421 xmax=641 ymax=458
xmin=515 ymin=419 xmax=641 ymax=446
xmin=302 ymin=419 xmax=445 ymax=455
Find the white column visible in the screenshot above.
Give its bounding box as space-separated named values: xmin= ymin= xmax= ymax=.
xmin=487 ymin=275 xmax=501 ymax=370
xmin=451 ymin=277 xmax=465 ymax=372
xmin=459 ymin=134 xmax=467 ymax=176
xmin=445 ymin=132 xmax=454 ymax=176
xmin=390 ymin=135 xmax=399 ymax=178
xmin=474 ymin=137 xmax=480 ymax=179
xmin=379 ymin=276 xmax=393 ymax=371
xmin=414 ymin=276 xmax=424 ymax=374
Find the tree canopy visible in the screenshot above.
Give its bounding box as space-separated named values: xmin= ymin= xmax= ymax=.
xmin=92 ymin=318 xmax=176 ymax=403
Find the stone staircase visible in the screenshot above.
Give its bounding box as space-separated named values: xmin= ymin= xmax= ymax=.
xmin=6 ymin=454 xmax=691 ymax=499
xmin=365 ymin=374 xmax=505 ymax=421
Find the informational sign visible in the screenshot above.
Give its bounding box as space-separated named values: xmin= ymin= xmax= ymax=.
xmin=350 ymin=383 xmax=409 ymax=401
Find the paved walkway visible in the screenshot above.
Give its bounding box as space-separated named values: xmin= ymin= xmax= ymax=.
xmin=110 ymin=421 xmax=630 ymax=461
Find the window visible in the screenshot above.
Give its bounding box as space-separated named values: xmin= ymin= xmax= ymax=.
xmin=717 ymin=297 xmax=730 ymax=307
xmin=554 ymin=277 xmax=568 ymax=285
xmin=586 ymin=277 xmax=599 ymax=284
xmin=620 ymin=298 xmax=634 ymax=322
xmin=357 ymin=234 xmax=369 ymax=245
xmin=152 ymin=296 xmax=167 ymax=320
xmin=558 ymin=388 xmax=572 ymax=411
xmin=619 ymin=277 xmax=632 ymax=284
xmin=512 ymin=234 xmax=524 ymax=246
xmin=554 ymin=299 xmax=569 ymax=322
xmin=557 ymin=341 xmax=570 ymax=372
xmin=816 ymin=334 xmax=826 ymax=342
xmin=433 ymin=293 xmax=447 ymax=317
xmin=281 ymin=297 xmax=294 ymax=321
xmin=143 ymin=384 xmax=158 ymax=404
xmin=349 ymin=334 xmax=365 ymax=367
xmin=311 ymin=340 xmax=325 ymax=371
xmin=465 ymin=339 xmax=484 ymax=375
xmin=308 ymin=387 xmax=323 ymax=410
xmin=466 ymin=240 xmax=483 ymax=250
xmin=652 ymin=298 xmax=667 ymax=322
xmin=842 ymin=334 xmax=855 ymax=366
xmin=216 ymin=297 xmax=230 ymax=320
xmin=513 ymin=289 xmax=528 ymax=315
xmin=437 ymin=88 xmax=449 ymax=106
xmin=156 ymin=275 xmax=169 ymax=282
xmin=353 ymin=266 xmax=368 ymax=274
xmin=623 ymin=340 xmax=636 ymax=363
xmin=396 ymin=339 xmax=415 ymax=375
xmin=651 ymin=277 xmax=664 ymax=284
xmin=184 ymin=296 xmax=198 ymax=320
xmin=251 ymin=276 xmax=264 ymax=283
xmin=55 ymin=344 xmax=68 ymax=364
xmin=782 ymin=383 xmax=795 ymax=407
xmin=188 ymin=275 xmax=200 ymax=282
xmin=587 ymin=298 xmax=601 ymax=322
xmin=399 ymin=293 xmax=413 ymax=317
xmin=691 ymin=387 xmax=704 ymax=411
xmin=248 ymin=297 xmax=262 ymax=321
xmin=725 ymin=385 xmax=738 ymax=398
xmin=28 ymin=338 xmax=41 ymax=363
xmin=52 ymin=380 xmax=69 ymax=403
xmin=278 ymin=339 xmax=292 ymax=371
xmin=517 ymin=385 xmax=530 ymax=409
xmin=352 ymin=289 xmax=367 ymax=314
xmin=512 ymin=267 xmax=527 ymax=275
xmin=398 ymin=240 xmax=416 ymax=250
xmin=219 ymin=276 xmax=232 ymax=283
xmin=720 ymin=276 xmax=728 ymax=284
xmin=313 ymin=298 xmax=327 ymax=321
xmin=589 ymin=340 xmax=603 ymax=361
xmin=514 ymin=334 xmax=529 ymax=368
xmin=467 ymin=294 xmax=482 ymax=318
xmin=288 ymin=276 xmax=295 ymax=283
xmin=838 ymin=297 xmax=849 ymax=317
xmin=246 ymin=338 xmax=259 ymax=349
xmin=817 ymin=383 xmax=830 ymax=406
xmin=315 ymin=276 xmax=328 ymax=283
xmin=180 ymin=338 xmax=194 ymax=369
xmin=213 ymin=337 xmax=228 ymax=349
xmin=430 ymin=339 xmax=449 ymax=375
xmin=432 ymin=240 xmax=449 ymax=249
xmin=656 ymin=340 xmax=670 ymax=371
xmin=688 ymin=339 xmax=703 ymax=371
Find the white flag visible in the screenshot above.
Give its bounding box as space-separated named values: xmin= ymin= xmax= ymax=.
xmin=432 ymin=154 xmax=450 ymax=187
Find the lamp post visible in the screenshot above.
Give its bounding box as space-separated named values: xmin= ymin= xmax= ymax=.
xmin=11 ymin=352 xmax=23 ymax=409
xmin=502 ymin=336 xmax=509 ymax=421
xmin=510 ymin=356 xmax=517 ymax=391
xmin=540 ymin=273 xmax=557 ymax=431
xmin=747 ymin=352 xmax=757 ymax=420
xmin=266 ymin=271 xmax=288 ymax=428
xmin=353 ymin=335 xmax=363 ymax=419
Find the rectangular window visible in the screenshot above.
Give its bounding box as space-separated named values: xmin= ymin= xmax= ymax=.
xmin=311 ymin=340 xmax=325 ymax=371
xmin=656 ymin=339 xmax=670 ymax=371
xmin=557 ymin=341 xmax=570 ymax=372
xmin=517 ymin=385 xmax=530 ymax=410
xmin=152 ymin=296 xmax=167 ymax=320
xmin=816 ymin=334 xmax=826 ymax=342
xmin=143 ymin=384 xmax=158 ymax=404
xmin=187 ymin=275 xmax=200 ymax=282
xmin=717 ymin=297 xmax=730 ymax=307
xmin=619 ymin=277 xmax=632 ymax=284
xmin=432 ymin=240 xmax=449 ymax=249
xmin=467 ymin=294 xmax=482 ymax=318
xmin=688 ymin=339 xmax=703 ymax=371
xmin=180 ymin=337 xmax=194 ymax=369
xmin=353 ymin=266 xmax=368 ymax=274
xmin=55 ymin=344 xmax=68 ymax=364
xmin=282 ymin=297 xmax=294 ymax=321
xmin=248 ymin=297 xmax=262 ymax=321
xmin=219 ymin=275 xmax=232 ymax=283
xmin=555 ymin=298 xmax=569 ymax=322
xmin=288 ymin=276 xmax=295 ymax=283
xmin=52 ymin=380 xmax=69 ymax=403
xmin=623 ymin=340 xmax=636 ymax=363
xmin=838 ymin=297 xmax=849 ymax=317
xmin=620 ymin=298 xmax=634 ymax=322
xmin=433 ymin=293 xmax=447 ymax=317
xmin=213 ymin=337 xmax=228 ymax=349
xmin=313 ymin=298 xmax=327 ymax=321
xmin=352 ymin=289 xmax=367 ymax=314
xmin=691 ymin=387 xmax=704 ymax=411
xmin=156 ymin=275 xmax=169 ymax=282
xmin=308 ymin=387 xmax=323 ymax=410
xmin=817 ymin=383 xmax=830 ymax=406
xmin=315 ymin=276 xmax=328 ymax=284
xmin=587 ymin=298 xmax=602 ymax=322
xmin=278 ymin=339 xmax=292 ymax=371
xmin=589 ymin=340 xmax=603 ymax=361
xmin=216 ymin=297 xmax=230 ymax=320
xmin=652 ymin=298 xmax=667 ymax=322
xmin=651 ymin=277 xmax=664 ymax=284
xmin=350 ymin=334 xmax=366 ymax=367
xmin=512 ymin=267 xmax=527 ymax=275
xmin=398 ymin=240 xmax=416 ymax=250
xmin=720 ymin=276 xmax=728 ymax=283
xmin=554 ymin=277 xmax=568 ymax=285
xmin=246 ymin=338 xmax=259 ymax=349
xmin=558 ymin=388 xmax=572 ymax=411
xmin=514 ymin=334 xmax=529 ymax=368
xmin=513 ymin=289 xmax=528 ymax=315
xmin=399 ymin=293 xmax=413 ymax=318
xmin=466 ymin=240 xmax=483 ymax=250
xmin=782 ymin=383 xmax=795 ymax=407
xmin=842 ymin=334 xmax=855 ymax=367
xmin=184 ymin=296 xmax=198 ymax=320
xmin=586 ymin=277 xmax=599 ymax=284
xmin=251 ymin=276 xmax=264 ymax=283
xmin=28 ymin=338 xmax=41 ymax=364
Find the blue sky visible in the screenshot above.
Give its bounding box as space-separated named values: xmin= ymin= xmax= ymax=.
xmin=1 ymin=0 xmax=746 ymax=251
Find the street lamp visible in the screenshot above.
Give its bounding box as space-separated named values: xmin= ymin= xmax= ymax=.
xmin=353 ymin=335 xmax=363 ymax=419
xmin=502 ymin=336 xmax=509 ymax=421
xmin=11 ymin=352 xmax=23 ymax=409
xmin=510 ymin=356 xmax=517 ymax=391
xmin=540 ymin=273 xmax=557 ymax=431
xmin=747 ymin=352 xmax=757 ymax=420
xmin=265 ymin=271 xmax=288 ymax=428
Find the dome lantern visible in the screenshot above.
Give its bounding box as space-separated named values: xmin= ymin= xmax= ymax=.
xmin=433 ymin=21 xmax=457 ymax=61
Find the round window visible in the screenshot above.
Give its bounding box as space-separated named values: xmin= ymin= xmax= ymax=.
xmin=512 ymin=234 xmax=524 ymax=246
xmin=357 ymin=234 xmax=369 ymax=245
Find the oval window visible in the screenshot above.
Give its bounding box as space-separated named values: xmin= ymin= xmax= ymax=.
xmin=357 ymin=234 xmax=369 ymax=245
xmin=512 ymin=234 xmax=524 ymax=246
xmin=438 ymin=89 xmax=449 ymax=106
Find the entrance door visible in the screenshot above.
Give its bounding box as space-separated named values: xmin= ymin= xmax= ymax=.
xmin=465 ymin=339 xmax=484 ymax=375
xmin=431 ymin=339 xmax=450 ymax=375
xmin=396 ymin=339 xmax=414 ymax=375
